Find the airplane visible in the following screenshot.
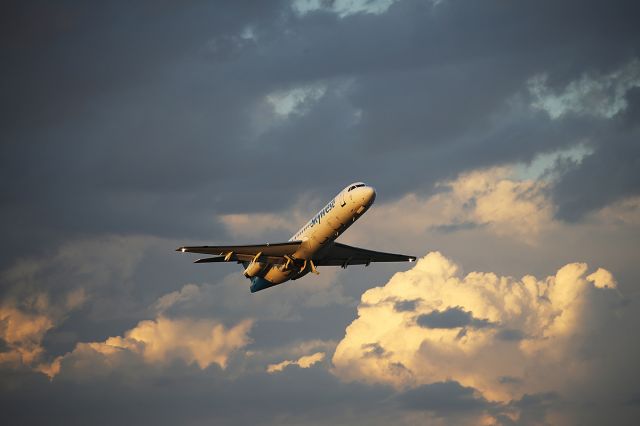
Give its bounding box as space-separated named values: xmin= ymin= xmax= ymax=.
xmin=176 ymin=182 xmax=416 ymax=292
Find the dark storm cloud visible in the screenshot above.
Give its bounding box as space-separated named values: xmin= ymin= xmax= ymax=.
xmin=1 ymin=1 xmax=639 ymax=425
xmin=553 ymin=88 xmax=640 ymax=220
xmin=495 ymin=328 xmax=525 ymax=342
xmin=416 ymin=306 xmax=493 ymax=329
xmin=394 ymin=299 xmax=420 ymax=312
xmin=398 ymin=382 xmax=563 ymax=424
xmin=1 ymin=0 xmax=639 ymax=257
xmin=0 ymin=363 xmax=394 ymax=426
xmin=512 ymin=392 xmax=561 ymax=425
xmin=397 ymin=380 xmax=492 ymax=413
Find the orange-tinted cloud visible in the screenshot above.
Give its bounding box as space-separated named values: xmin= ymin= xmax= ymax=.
xmin=332 ymin=252 xmax=620 ymax=402
xmin=0 ymin=305 xmax=53 ymax=365
xmin=42 ymin=316 xmax=253 ymax=378
xmin=344 ymin=167 xmax=554 ymax=247
xmin=267 ymin=351 xmax=326 ymax=373
xmin=0 ymin=288 xmax=86 ymax=369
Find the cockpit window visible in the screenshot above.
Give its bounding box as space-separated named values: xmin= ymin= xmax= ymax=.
xmin=347 ymin=183 xmax=366 ymax=192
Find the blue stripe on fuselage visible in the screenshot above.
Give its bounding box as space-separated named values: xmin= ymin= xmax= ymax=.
xmin=250 ymin=276 xmax=278 ymax=293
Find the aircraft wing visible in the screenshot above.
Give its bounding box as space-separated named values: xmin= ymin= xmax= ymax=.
xmin=315 ymin=242 xmax=416 ymax=267
xmin=176 ymin=241 xmax=302 ymax=265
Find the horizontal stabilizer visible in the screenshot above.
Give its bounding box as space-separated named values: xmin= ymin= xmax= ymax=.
xmin=179 ymin=241 xmax=301 ymax=266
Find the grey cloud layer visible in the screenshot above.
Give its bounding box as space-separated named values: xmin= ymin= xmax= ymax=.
xmin=2 ymin=0 xmax=639 ymax=255
xmin=1 ymin=1 xmax=639 ymax=425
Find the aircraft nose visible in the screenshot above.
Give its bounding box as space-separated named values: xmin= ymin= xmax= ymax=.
xmin=363 ymin=186 xmax=376 ymax=205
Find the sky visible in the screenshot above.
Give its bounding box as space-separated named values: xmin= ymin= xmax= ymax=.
xmin=1 ymin=0 xmax=639 ymax=424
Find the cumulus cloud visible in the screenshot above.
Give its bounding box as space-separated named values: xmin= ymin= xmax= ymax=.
xmin=0 ymin=289 xmax=86 ymax=371
xmin=43 ymin=316 xmax=253 ymax=379
xmin=0 ymin=235 xmax=169 ymax=375
xmin=267 ymin=351 xmax=326 ymax=373
xmin=347 ymin=167 xmax=554 ymax=246
xmin=0 ymin=304 xmax=54 ymax=366
xmin=332 ymin=251 xmax=628 ymax=407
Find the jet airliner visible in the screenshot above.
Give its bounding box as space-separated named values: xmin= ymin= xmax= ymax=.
xmin=177 ymin=183 xmax=416 ymax=292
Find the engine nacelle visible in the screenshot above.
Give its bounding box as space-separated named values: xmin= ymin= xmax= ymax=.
xmin=243 ymin=262 xmax=265 ymax=278
xmin=250 ymin=276 xmax=278 ymax=293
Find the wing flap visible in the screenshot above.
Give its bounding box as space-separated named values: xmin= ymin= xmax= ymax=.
xmin=193 ymin=254 xmax=286 ymax=265
xmin=315 ymin=242 xmax=416 ymax=267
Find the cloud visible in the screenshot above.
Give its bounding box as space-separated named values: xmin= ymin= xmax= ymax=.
xmin=1 ymin=234 xmax=155 ymax=302
xmin=0 ymin=304 xmax=54 ymax=366
xmin=0 ymin=234 xmax=181 ymax=374
xmin=267 ymin=351 xmax=325 ymax=373
xmin=292 ymin=0 xmax=401 ymax=18
xmin=1 ymin=1 xmax=639 ymax=424
xmin=416 ymin=306 xmax=493 ymax=329
xmin=347 ymin=167 xmax=554 ymax=245
xmin=332 ymin=251 xmax=630 ymax=406
xmin=586 ymin=268 xmax=617 ymax=289
xmin=219 ymin=213 xmax=293 ymax=238
xmin=44 ymin=316 xmax=253 ymax=378
xmin=397 ymin=380 xmax=492 ymax=414
xmin=153 ymin=284 xmax=202 ymax=314
xmin=591 ymin=196 xmax=640 ymax=227
xmin=528 ymin=59 xmax=640 ymax=119
xmin=0 ymin=288 xmax=86 ymax=371
xmin=153 ymin=270 xmax=352 ymax=326
xmin=266 ymin=82 xmax=328 ymax=116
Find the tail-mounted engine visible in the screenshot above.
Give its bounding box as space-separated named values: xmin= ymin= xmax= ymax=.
xmin=243 ymin=251 xmax=267 ymax=278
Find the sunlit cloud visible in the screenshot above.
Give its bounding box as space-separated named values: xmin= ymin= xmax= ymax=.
xmin=267 ymin=351 xmax=325 ymax=373
xmin=332 ymin=251 xmax=623 ymax=404
xmin=0 ymin=288 xmax=86 ymax=370
xmin=42 ymin=316 xmax=253 ymax=378
xmin=0 ymin=235 xmax=166 ymax=375
xmin=347 ymin=167 xmax=554 ymax=245
xmin=0 ymin=304 xmax=54 ymax=366
xmin=592 ymin=196 xmax=640 ymax=227
xmin=219 ymin=213 xmax=294 ymax=238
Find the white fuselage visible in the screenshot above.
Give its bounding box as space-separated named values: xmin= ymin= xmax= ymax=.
xmin=258 ymin=182 xmax=376 ymax=284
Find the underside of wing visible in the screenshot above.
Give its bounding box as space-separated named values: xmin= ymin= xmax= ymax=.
xmin=176 ymin=241 xmax=301 ymax=265
xmin=314 ymin=242 xmax=416 ymax=267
